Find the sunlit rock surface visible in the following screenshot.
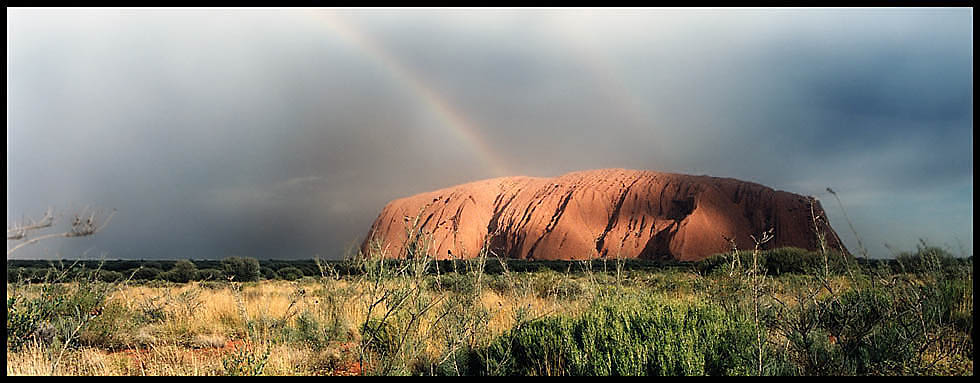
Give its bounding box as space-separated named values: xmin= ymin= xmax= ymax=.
xmin=362 ymin=169 xmax=846 ymax=261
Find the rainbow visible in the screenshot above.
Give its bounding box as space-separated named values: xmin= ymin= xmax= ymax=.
xmin=307 ymin=11 xmax=512 ymax=177
xmin=551 ymin=23 xmax=668 ymax=150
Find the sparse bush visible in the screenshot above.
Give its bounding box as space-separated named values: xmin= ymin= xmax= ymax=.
xmin=278 ymin=267 xmax=304 ymax=281
xmin=693 ymin=253 xmax=732 ymax=275
xmin=78 ymin=301 xmax=135 ymax=350
xmin=94 ymin=269 xmax=124 ymax=283
xmin=194 ymin=268 xmax=225 ymax=281
xmin=761 ymin=247 xmax=819 ymax=275
xmin=554 ymin=277 xmax=585 ymax=300
xmin=362 ymin=317 xmax=400 ymax=360
xmin=7 ymin=266 xmax=21 ymax=282
xmin=698 ymin=248 xmax=852 ymax=277
xmin=222 ymin=257 xmax=261 ymax=282
xmin=131 ymin=267 xmax=163 ymax=280
xmin=261 ymin=267 xmax=279 ymax=280
xmin=484 ymin=274 xmax=513 ymax=295
xmin=432 ymin=273 xmax=476 ymax=295
xmin=5 ymin=264 xmax=123 ymax=373
xmin=894 ymin=243 xmax=968 ymax=276
xmin=524 ymin=269 xmax=583 ymax=299
xmin=222 ymin=345 xmax=271 ymax=376
xmin=161 ymin=260 xmax=197 ymax=283
xmin=7 ymin=294 xmax=54 ymax=351
xmin=288 ymin=310 xmax=336 ymax=350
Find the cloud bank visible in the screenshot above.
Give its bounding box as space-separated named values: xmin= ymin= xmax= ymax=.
xmin=7 ymin=8 xmax=973 ymax=259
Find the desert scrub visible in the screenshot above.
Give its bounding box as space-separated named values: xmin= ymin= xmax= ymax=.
xmin=5 ymin=244 xmax=972 ymax=376
xmin=464 ymin=295 xmax=782 ymax=376
xmin=636 ymin=269 xmax=697 ymax=294
xmin=893 ymin=242 xmax=971 ymax=276
xmin=7 ymin=270 xmax=120 ymax=351
xmin=77 ymin=300 xmax=138 ymax=350
xmin=522 ymin=269 xmax=586 ymax=300
xmin=483 ymin=274 xmax=514 ymax=296
xmin=286 ymin=310 xmax=339 ymax=350
xmin=222 ymin=344 xmax=271 ymax=376
xmin=766 ymin=279 xmax=972 ymax=375
xmin=431 ymin=272 xmax=476 ymax=296
xmin=5 ymin=262 xmax=137 ymax=376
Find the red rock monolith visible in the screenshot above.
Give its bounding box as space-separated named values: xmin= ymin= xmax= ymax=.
xmin=361 ymin=169 xmax=846 ymax=261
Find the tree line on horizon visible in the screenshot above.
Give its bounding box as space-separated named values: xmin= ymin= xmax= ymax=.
xmin=6 ymin=246 xmax=971 ymax=285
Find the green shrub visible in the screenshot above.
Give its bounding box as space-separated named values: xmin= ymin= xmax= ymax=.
xmin=162 ymin=260 xmax=197 ymax=283
xmin=278 ymin=267 xmax=304 ymax=281
xmin=698 ymin=247 xmax=853 ymax=277
xmin=528 ymin=270 xmax=562 ymax=298
xmin=770 ymin=270 xmax=975 ymax=376
xmin=261 ymin=267 xmax=279 ymax=280
xmin=467 ymin=297 xmax=774 ymax=376
xmin=523 ymin=270 xmax=585 ymax=300
xmin=894 ymin=243 xmax=968 ymax=276
xmin=286 ymin=310 xmax=346 ymax=351
xmin=485 ymin=274 xmax=514 ymax=295
xmin=78 ymin=300 xmax=136 ymax=350
xmin=94 ymin=269 xmax=124 ymax=283
xmin=362 ymin=317 xmax=400 ymax=359
xmin=222 ymin=345 xmax=271 ymax=376
xmin=7 ymin=267 xmax=30 ymax=283
xmin=195 ymin=268 xmax=226 ymax=281
xmin=222 ymin=257 xmax=261 ymax=282
xmin=432 ymin=273 xmax=476 ymax=295
xmin=762 ymin=247 xmax=819 ymax=275
xmin=694 ymin=254 xmax=731 ymax=275
xmin=6 ymin=274 xmax=117 ymax=352
xmin=7 ymin=294 xmax=54 ymax=351
xmin=7 ymin=267 xmax=56 ymax=283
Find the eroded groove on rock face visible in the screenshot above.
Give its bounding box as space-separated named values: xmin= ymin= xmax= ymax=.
xmin=595 ymin=177 xmax=642 ymax=258
xmin=362 ymin=168 xmax=847 ymax=261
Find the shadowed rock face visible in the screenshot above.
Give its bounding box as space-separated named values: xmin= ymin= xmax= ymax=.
xmin=362 ymin=169 xmax=847 ymax=261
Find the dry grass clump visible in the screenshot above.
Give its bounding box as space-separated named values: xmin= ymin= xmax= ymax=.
xmin=6 ymin=269 xmax=583 ymax=376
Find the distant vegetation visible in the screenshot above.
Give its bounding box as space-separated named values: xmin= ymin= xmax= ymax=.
xmin=6 ymin=247 xmax=971 ymax=284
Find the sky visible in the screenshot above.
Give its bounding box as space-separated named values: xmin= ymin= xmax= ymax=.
xmin=6 ymin=8 xmax=973 ymax=260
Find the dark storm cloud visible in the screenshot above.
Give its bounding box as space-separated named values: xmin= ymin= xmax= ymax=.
xmin=7 ymin=8 xmax=973 ymax=260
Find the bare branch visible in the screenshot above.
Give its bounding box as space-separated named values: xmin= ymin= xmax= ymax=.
xmin=6 ymin=208 xmax=54 ymax=240
xmin=7 ymin=208 xmax=116 ymax=256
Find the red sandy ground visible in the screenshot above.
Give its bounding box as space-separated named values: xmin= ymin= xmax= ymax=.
xmin=107 ymin=339 xmax=362 ymax=376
